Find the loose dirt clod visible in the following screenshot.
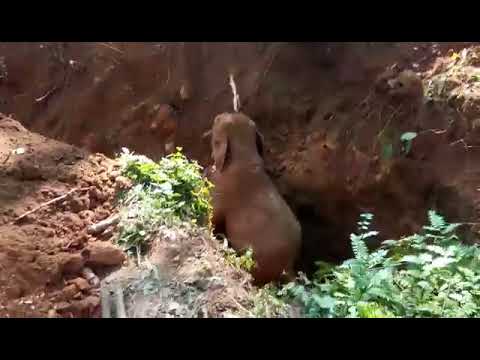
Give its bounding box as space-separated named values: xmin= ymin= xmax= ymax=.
xmin=84 ymin=242 xmax=125 ymax=268
xmin=68 ymin=277 xmax=91 ymax=291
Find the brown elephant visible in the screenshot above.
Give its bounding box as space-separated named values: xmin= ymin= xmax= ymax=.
xmin=209 ymin=112 xmax=302 ymax=285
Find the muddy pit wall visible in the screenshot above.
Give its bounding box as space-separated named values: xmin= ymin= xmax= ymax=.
xmin=1 ymin=42 xmax=478 ymax=273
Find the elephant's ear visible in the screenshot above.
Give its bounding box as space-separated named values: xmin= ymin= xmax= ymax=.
xmin=256 ymin=129 xmax=265 ymax=159
xmin=213 ymin=133 xmax=230 ymax=172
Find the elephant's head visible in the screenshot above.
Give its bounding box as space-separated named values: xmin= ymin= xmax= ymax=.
xmin=210 ymin=112 xmax=264 ymax=172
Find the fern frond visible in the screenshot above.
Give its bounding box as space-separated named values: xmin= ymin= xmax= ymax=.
xmin=351 ymin=233 xmax=369 ymax=262
xmin=428 ymin=210 xmax=445 ymax=230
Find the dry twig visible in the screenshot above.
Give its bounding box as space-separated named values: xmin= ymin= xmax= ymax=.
xmin=229 ymin=74 xmax=241 ymax=112
xmin=12 ymin=187 xmax=90 ymax=223
xmin=35 ymin=86 xmax=59 ymax=103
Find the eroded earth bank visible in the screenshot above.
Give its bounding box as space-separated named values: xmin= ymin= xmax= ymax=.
xmin=2 ymin=42 xmax=480 ymax=316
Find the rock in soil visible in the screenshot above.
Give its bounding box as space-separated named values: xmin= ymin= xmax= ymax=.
xmin=84 ymin=242 xmax=126 ymax=268
xmin=61 ymin=284 xmax=80 ymax=300
xmin=67 ymin=277 xmax=91 ymax=292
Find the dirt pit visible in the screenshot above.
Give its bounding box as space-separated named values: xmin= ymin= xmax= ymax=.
xmin=3 ymin=42 xmax=480 ymax=316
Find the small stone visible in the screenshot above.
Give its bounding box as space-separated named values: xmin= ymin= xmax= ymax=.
xmin=62 ymin=284 xmax=80 ymax=300
xmin=47 ymin=309 xmax=58 ymax=318
xmin=68 ymin=277 xmax=91 ymax=291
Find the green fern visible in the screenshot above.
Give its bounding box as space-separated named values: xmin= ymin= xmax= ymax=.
xmin=350 ymin=213 xmax=378 ymax=263
xmin=280 ymin=210 xmax=480 ymax=318
xmin=428 ymin=210 xmax=446 ymax=229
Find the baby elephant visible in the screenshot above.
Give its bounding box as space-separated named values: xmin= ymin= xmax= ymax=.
xmin=209 ymin=112 xmax=301 ymax=285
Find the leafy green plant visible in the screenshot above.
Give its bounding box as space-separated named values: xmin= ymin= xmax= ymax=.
xmin=280 ymin=210 xmax=480 ymax=318
xmin=400 ymin=132 xmax=417 ymax=155
xmin=119 ymin=147 xmax=213 ymax=223
xmin=223 ymin=245 xmax=256 ymax=272
xmin=116 ymin=147 xmax=213 ymax=255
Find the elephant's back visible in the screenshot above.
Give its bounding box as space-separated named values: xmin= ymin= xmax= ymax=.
xmin=227 ymin=175 xmax=301 ymax=251
xmin=230 ymin=170 xmax=299 ymax=230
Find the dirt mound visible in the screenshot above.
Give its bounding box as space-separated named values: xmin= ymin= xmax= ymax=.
xmin=0 ymin=113 xmax=124 ymax=317
xmin=102 ymin=225 xmax=257 ymax=318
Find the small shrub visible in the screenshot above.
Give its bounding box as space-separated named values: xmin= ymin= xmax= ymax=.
xmin=115 ymin=147 xmax=213 ymax=255
xmin=221 ymin=242 xmax=256 ymax=273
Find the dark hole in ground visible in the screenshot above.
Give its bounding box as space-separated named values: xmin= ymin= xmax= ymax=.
xmin=292 ymin=203 xmax=355 ymax=277
xmin=290 ymin=183 xmax=480 ymax=278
